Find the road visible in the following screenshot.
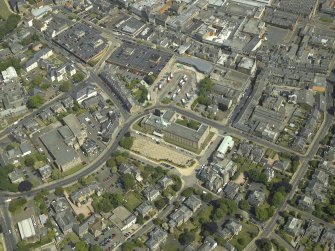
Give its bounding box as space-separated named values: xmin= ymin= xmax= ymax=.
xmin=0 ymin=204 xmax=16 ymax=251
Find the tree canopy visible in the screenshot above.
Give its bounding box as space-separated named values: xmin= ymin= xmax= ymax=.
xmin=27 ymin=95 xmax=44 ymax=109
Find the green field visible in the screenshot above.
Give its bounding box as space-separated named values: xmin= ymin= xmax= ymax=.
xmin=124 ymin=192 xmax=142 ymax=212
xmin=0 ymin=0 xmax=11 ymax=19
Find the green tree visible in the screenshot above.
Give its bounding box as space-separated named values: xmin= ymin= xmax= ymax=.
xmin=27 ymin=95 xmax=44 ymax=109
xmin=24 ymin=155 xmax=35 ymax=167
xmin=179 ymin=229 xmax=196 ymax=245
xmin=153 ymin=218 xmax=163 ymax=225
xmin=271 ymin=191 xmax=285 ymax=207
xmin=121 ymin=241 xmax=134 ymax=251
xmin=215 ymin=236 xmax=226 ymax=246
xmin=73 ymin=72 xmax=85 ymax=83
xmin=54 ymin=187 xmax=64 ymax=196
xmin=239 ymin=200 xmax=250 ymax=210
xmin=181 ymin=187 xmax=194 ymax=197
xmin=120 ymin=173 xmax=135 ymax=191
xmin=75 ymin=240 xmax=87 ymax=251
xmin=198 ymin=206 xmax=213 ymax=224
xmin=237 ymin=238 xmax=247 ymax=246
xmin=255 ymin=206 xmax=273 ymax=222
xmin=9 ymin=198 xmax=27 ymax=213
xmin=154 ymin=197 xmax=167 ymax=210
xmin=137 ymin=214 xmax=144 ymax=224
xmin=256 ymin=239 xmax=273 ymax=251
xmin=201 ymin=193 xmax=213 ymax=203
xmin=119 ymin=136 xmax=134 ymax=150
xmin=89 ymin=245 xmax=102 ymax=251
xmin=202 ymin=221 xmax=218 ymax=235
xmin=247 ymin=169 xmax=268 ymax=184
xmin=106 ymin=159 xmax=116 ymax=168
xmin=77 ymin=213 xmax=85 ymax=223
xmin=59 ymin=81 xmax=72 ymax=92
xmin=0 ymin=14 xmax=21 ymax=39
xmin=51 ymin=169 xmax=62 ymax=180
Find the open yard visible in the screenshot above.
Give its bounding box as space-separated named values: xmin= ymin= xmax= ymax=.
xmin=229 ymin=222 xmax=259 ymax=251
xmin=0 ymin=0 xmax=12 ymax=19
xmin=124 ymin=191 xmax=142 ymax=212
xmin=131 ymin=136 xmax=194 ymax=167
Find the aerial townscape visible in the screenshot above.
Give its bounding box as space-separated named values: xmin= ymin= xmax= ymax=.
xmin=0 ymin=0 xmax=334 ymax=250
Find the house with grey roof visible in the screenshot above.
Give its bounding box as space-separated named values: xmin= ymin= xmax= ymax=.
xmin=70 ymin=183 xmax=103 ymax=207
xmin=38 ymin=164 xmax=52 ymax=181
xmin=247 ymin=190 xmax=265 ymax=207
xmin=61 ymin=96 xmax=74 ymax=109
xmin=304 ymin=221 xmax=323 ymax=243
xmin=273 ymin=160 xmax=290 ymax=171
xmin=312 ymin=170 xmax=329 ymax=186
xmin=142 ymin=187 xmax=160 ymax=202
xmin=72 ymin=84 xmax=97 ymax=104
xmin=136 ymin=202 xmax=154 ymax=217
xmin=54 ymin=210 xmax=76 ymax=234
xmin=298 ymin=195 xmax=314 ymax=212
xmin=184 ymin=195 xmax=202 ymax=212
xmin=198 ymin=236 xmax=217 ymax=251
xmin=306 ymin=180 xmax=326 ymax=202
xmin=223 ymin=181 xmax=239 ymax=200
xmin=220 ymin=219 xmax=242 ymax=239
xmin=8 ymin=169 xmax=24 ymax=184
xmin=157 ymin=176 xmax=174 ymax=189
xmin=284 ymin=216 xmax=303 ymax=237
xmin=169 ymin=205 xmax=193 ymax=228
xmin=145 ymin=227 xmax=168 ymax=251
xmin=320 ymin=229 xmax=335 ymax=247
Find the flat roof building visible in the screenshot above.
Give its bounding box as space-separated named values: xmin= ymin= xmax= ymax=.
xmin=141 ymin=110 xmax=209 ymax=150
xmin=40 ymin=128 xmax=81 ymax=172
xmin=216 ymin=136 xmax=234 ymax=159
xmin=18 ymin=218 xmax=36 ymax=240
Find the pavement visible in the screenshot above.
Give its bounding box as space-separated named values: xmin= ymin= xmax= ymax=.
xmin=0 ymin=204 xmax=16 ymax=251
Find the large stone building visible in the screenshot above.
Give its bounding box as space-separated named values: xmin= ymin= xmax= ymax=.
xmin=141 ymin=110 xmax=209 ymax=150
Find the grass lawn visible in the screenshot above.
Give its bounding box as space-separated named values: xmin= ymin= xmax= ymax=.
xmin=0 ymin=0 xmax=11 ymax=19
xmin=161 ymin=97 xmax=172 ymax=104
xmin=62 ymin=164 xmax=84 ymax=177
xmin=163 ymin=236 xmax=181 ymax=251
xmin=132 ymin=119 xmax=147 ymax=133
xmin=124 ymin=191 xmax=142 ymax=212
xmin=320 ymin=17 xmax=333 ymax=23
xmin=65 ymin=183 xmax=82 ymax=194
xmin=229 ymin=222 xmax=259 ymax=251
xmin=0 ymin=241 xmax=4 ymax=251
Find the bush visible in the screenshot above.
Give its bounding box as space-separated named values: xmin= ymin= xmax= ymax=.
xmin=120 ymin=173 xmax=135 ymax=191
xmin=119 ymin=136 xmax=134 ymax=150
xmin=54 ymin=187 xmax=64 ymax=196
xmin=181 ymin=187 xmax=194 ymax=197
xmin=72 ymin=72 xmax=85 ymax=83
xmin=59 ymin=81 xmax=72 ymax=92
xmin=27 ymin=95 xmax=44 ymax=109
xmin=24 ymin=155 xmax=35 ymax=167
xmin=239 ymin=200 xmax=250 ymax=211
xmin=178 ymin=229 xmax=196 ymax=245
xmin=9 ymin=198 xmax=27 ymax=213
